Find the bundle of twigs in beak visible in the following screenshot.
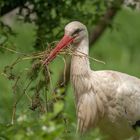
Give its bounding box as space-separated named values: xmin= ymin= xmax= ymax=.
xmin=1 ymin=41 xmax=105 ymax=124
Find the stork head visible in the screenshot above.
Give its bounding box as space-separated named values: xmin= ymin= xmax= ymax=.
xmin=65 ymin=21 xmax=88 ymax=44
xmin=44 ymin=21 xmax=88 ymax=65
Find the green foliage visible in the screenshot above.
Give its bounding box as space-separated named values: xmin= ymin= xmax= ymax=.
xmin=0 ymin=0 xmax=114 ymax=49
xmin=0 ymin=113 xmax=65 ymax=140
xmin=0 ymin=113 xmax=105 ymax=140
xmin=21 ymin=0 xmax=109 ymax=50
xmin=0 ymin=21 xmax=15 ymax=47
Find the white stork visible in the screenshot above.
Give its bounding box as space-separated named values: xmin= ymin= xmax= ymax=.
xmin=44 ymin=21 xmax=140 ymax=139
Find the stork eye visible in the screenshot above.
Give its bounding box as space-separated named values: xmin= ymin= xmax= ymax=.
xmin=71 ymin=28 xmax=84 ymax=37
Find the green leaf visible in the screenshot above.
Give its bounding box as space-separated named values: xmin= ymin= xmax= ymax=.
xmin=53 ymin=101 xmax=64 ymax=117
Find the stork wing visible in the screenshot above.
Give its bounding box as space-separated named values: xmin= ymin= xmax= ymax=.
xmin=94 ymin=70 xmax=140 ymax=125
xmin=76 ymin=91 xmax=99 ymax=133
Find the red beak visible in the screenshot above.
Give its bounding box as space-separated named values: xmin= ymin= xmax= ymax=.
xmin=43 ymin=34 xmax=74 ymax=65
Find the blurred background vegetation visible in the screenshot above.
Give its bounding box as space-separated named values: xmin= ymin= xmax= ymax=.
xmin=0 ymin=0 xmax=140 ymax=139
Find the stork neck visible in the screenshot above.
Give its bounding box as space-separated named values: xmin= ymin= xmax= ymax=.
xmin=71 ymin=37 xmax=90 ymax=76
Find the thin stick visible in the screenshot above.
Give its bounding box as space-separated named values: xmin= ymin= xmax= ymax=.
xmin=75 ymin=50 xmax=106 ymax=64
xmin=25 ymin=91 xmax=32 ymax=102
xmin=43 ymin=87 xmax=48 ymax=113
xmin=0 ymin=46 xmax=28 ymax=56
xmin=11 ymin=80 xmax=32 ymax=124
xmin=11 ymin=102 xmax=16 ymax=125
xmin=60 ymin=50 xmax=105 ymax=64
xmin=45 ymin=65 xmax=56 ymax=101
xmin=61 ymin=57 xmax=67 ymax=87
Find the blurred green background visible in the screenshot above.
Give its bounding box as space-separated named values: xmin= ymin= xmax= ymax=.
xmin=0 ymin=0 xmax=140 ymax=140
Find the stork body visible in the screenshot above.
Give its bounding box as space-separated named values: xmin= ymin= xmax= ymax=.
xmin=46 ymin=21 xmax=140 ymax=139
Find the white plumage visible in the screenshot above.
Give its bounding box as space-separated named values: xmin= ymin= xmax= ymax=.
xmin=46 ymin=21 xmax=140 ymax=139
